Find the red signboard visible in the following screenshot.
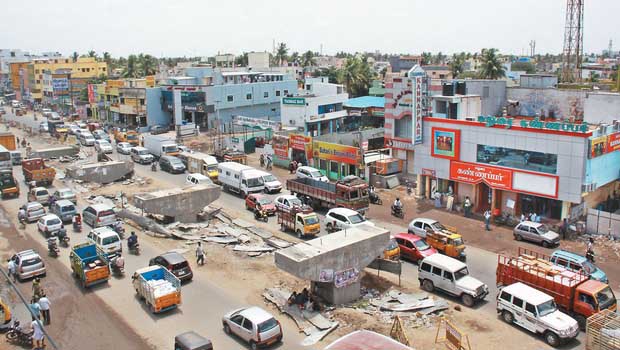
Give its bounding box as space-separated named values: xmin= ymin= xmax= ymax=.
xmin=449 ymin=161 xmax=513 ymax=190
xmin=607 ymin=132 xmax=620 ymax=153
xmin=289 ymin=134 xmax=311 ymax=151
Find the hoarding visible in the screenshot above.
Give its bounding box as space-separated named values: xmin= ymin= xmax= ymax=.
xmin=289 ymin=134 xmax=311 ymax=150
xmin=431 ymin=127 xmax=460 ymax=160
xmin=606 ymin=132 xmax=620 ymax=153
xmin=312 ymin=141 xmax=360 ymax=165
xmin=450 ymin=161 xmax=513 ymax=190
xmin=283 ymin=97 xmax=305 ymax=106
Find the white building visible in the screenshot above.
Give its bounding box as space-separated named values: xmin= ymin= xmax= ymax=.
xmin=248 ymin=52 xmax=270 ymax=70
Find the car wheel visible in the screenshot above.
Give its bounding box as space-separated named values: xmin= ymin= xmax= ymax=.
xmin=250 ymin=341 xmax=258 ymax=350
xmin=422 ymin=279 xmax=434 ymax=292
xmin=296 ymin=229 xmax=303 ymax=238
xmin=514 ymin=234 xmax=522 ymax=241
xmin=574 ymin=315 xmax=587 ymax=331
xmin=542 ymin=241 xmax=550 ymax=248
xmin=223 ymin=323 xmax=231 ymax=334
xmin=502 ymin=310 xmax=514 ymax=324
xmin=326 ymin=223 xmax=333 ymax=232
xmin=461 ymin=294 xmax=475 ymax=307
xmin=544 ymin=331 xmax=560 ymax=347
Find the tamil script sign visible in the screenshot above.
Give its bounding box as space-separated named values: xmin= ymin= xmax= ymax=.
xmin=52 ymin=78 xmax=69 ymax=91
xmin=289 ymin=134 xmax=311 ymax=150
xmin=607 ymin=132 xmax=620 ymax=153
xmin=477 ymin=115 xmax=589 ymax=133
xmin=283 ymin=97 xmax=305 ymax=106
xmin=449 ymin=161 xmax=513 ymax=190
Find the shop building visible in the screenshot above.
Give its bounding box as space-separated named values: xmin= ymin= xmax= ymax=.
xmin=343 ymin=96 xmax=385 ymax=130
xmin=412 ymin=114 xmax=620 ymax=221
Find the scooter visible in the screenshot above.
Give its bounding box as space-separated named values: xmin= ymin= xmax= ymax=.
xmin=369 ymin=192 xmax=383 ymax=205
xmin=110 ymin=255 xmax=125 ymax=276
xmin=128 ymin=242 xmax=141 ymax=255
xmin=5 ymin=320 xmax=33 ymax=346
xmin=254 ymin=209 xmax=268 ymax=222
xmin=57 ymin=228 xmax=70 ymax=247
xmin=586 ymin=249 xmax=596 ymax=263
xmin=47 ymin=237 xmax=60 ymax=257
xmin=391 ymin=205 xmax=405 ymax=219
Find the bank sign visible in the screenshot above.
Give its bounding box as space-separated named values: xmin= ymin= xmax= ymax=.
xmin=283 ymin=97 xmax=305 ymax=106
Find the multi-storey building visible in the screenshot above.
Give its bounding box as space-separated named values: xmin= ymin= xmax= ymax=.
xmin=30 ymin=57 xmax=107 ymax=102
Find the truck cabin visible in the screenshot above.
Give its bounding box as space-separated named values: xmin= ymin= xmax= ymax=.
xmin=162 ymin=143 xmax=179 ymax=155
xmin=125 ymin=132 xmax=139 ymax=145
xmin=576 ymin=280 xmax=617 ymax=313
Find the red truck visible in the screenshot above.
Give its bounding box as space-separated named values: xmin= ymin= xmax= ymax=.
xmin=286 ymin=175 xmax=370 ymax=214
xmin=497 ymin=247 xmax=617 ymax=330
xmin=22 ymin=158 xmax=56 ymax=187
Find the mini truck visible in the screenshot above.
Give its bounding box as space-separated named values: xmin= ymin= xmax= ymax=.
xmin=277 ymin=207 xmax=320 ymax=238
xmin=132 ymin=265 xmax=181 ymax=313
xmin=22 ymin=158 xmax=56 ymax=187
xmin=286 ymin=175 xmax=370 ymax=214
xmin=70 ymin=242 xmax=111 ymax=288
xmin=143 ymin=134 xmax=179 ymax=159
xmin=496 ymin=247 xmax=617 ymax=330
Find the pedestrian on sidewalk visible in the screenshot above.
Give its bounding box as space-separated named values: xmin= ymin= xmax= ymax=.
xmin=7 ymin=258 xmax=16 ymax=283
xmin=484 ymin=209 xmax=492 ymax=231
xmin=31 ymin=316 xmax=45 ymax=349
xmin=463 ymin=196 xmax=472 ymax=218
xmin=561 ymin=218 xmax=568 ymax=239
xmin=29 ymin=298 xmax=41 ymax=321
xmin=196 ymin=242 xmax=205 ymax=266
xmin=16 ymin=137 xmax=20 ymax=147
xmin=38 ymin=293 xmax=51 ymax=325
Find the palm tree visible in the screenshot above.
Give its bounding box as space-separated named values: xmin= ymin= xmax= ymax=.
xmin=338 ymin=57 xmax=375 ymax=97
xmin=138 ymin=54 xmax=158 ymax=76
xmin=478 ymin=48 xmax=506 ymax=80
xmin=421 ymin=52 xmax=432 ymax=65
xmin=289 ymin=52 xmax=300 ymax=66
xmin=88 ymin=50 xmax=97 ymax=59
xmin=433 ymin=52 xmax=445 ymax=65
xmin=235 ymin=52 xmax=248 ymax=67
xmin=72 ymin=52 xmax=79 ymax=63
xmin=449 ymin=54 xmax=464 ymax=78
xmin=301 ymin=51 xmax=316 ymax=67
xmin=275 ymin=43 xmax=288 ymax=66
xmin=123 ymin=55 xmax=139 ymax=78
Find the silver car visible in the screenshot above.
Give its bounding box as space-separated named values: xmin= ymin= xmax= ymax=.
xmin=23 ymin=202 xmax=46 ymax=223
xmin=222 ymin=306 xmax=283 ymax=350
xmin=116 ymin=142 xmax=133 ymax=155
xmin=53 ymin=188 xmax=77 ymax=204
xmin=11 ymin=250 xmax=46 ymax=281
xmin=513 ymin=221 xmax=560 ymax=248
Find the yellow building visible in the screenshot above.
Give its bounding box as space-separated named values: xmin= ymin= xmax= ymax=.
xmin=30 ymin=57 xmax=108 ymax=101
xmin=89 ymin=79 xmax=148 ymax=126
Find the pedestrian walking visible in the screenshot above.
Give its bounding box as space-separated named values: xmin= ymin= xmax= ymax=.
xmin=31 ymin=317 xmax=45 ymax=349
xmin=38 ymin=293 xmax=51 ymax=325
xmin=7 ymin=258 xmax=16 ymax=283
xmin=29 ymin=298 xmax=41 ymax=321
xmin=16 ymin=137 xmax=20 ymax=147
xmin=561 ymin=218 xmax=568 ymax=240
xmin=196 ymin=242 xmax=205 ymax=266
xmin=32 ymin=278 xmax=43 ymax=300
xmin=463 ymin=196 xmax=472 ymax=218
xmin=484 ymin=209 xmax=492 ymax=231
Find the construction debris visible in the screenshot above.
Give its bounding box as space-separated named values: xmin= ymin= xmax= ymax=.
xmin=233 ymin=245 xmax=275 ymax=253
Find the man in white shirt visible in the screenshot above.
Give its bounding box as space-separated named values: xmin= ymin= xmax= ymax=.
xmin=31 ymin=317 xmax=45 ymax=348
xmin=7 ymin=259 xmax=16 ymax=282
xmin=38 ymin=294 xmax=51 ymax=325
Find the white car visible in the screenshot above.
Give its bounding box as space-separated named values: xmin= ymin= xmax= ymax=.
xmin=75 ymin=128 xmax=89 ymax=136
xmin=68 ymin=124 xmax=80 ymax=135
xmin=87 ymin=227 xmax=122 ymax=257
xmin=325 ymin=207 xmax=374 ymax=232
xmin=39 ymin=122 xmax=49 ymax=132
xmin=116 ymin=142 xmax=133 ymax=155
xmin=94 ymin=140 xmax=113 ymax=154
xmin=37 ymin=214 xmax=63 ymax=237
xmin=296 ymin=166 xmax=329 ymax=183
xmin=274 ymin=195 xmax=304 ymax=212
xmin=222 ymin=306 xmax=283 ymax=349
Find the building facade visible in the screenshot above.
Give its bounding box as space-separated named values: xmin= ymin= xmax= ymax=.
xmin=30 ymin=57 xmax=107 ymax=102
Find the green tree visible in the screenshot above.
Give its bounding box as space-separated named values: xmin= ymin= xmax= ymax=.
xmin=301 ymin=50 xmax=316 ymax=67
xmin=235 ymin=52 xmax=248 ymax=66
xmin=433 ymin=52 xmax=445 ymax=65
xmin=338 ymin=56 xmax=375 ymax=97
xmin=88 ymin=50 xmax=97 ymax=59
xmin=123 ymin=54 xmax=139 ymax=78
xmin=72 ymin=52 xmax=79 ymax=62
xmin=449 ymin=54 xmax=465 ymax=78
xmin=313 ymin=67 xmax=339 ymax=84
xmin=510 ymin=61 xmax=536 ymax=74
xmin=138 ymin=54 xmax=158 ymax=76
xmin=289 ymin=52 xmax=300 ymax=65
xmin=275 ymin=43 xmax=288 ymax=66
xmin=478 ymin=48 xmax=506 ymax=79
xmin=421 ymin=52 xmax=432 ymax=65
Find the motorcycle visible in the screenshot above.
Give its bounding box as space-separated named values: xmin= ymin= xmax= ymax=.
xmin=369 ymin=192 xmax=383 ymax=205
xmin=73 ymin=219 xmax=82 ymax=232
xmin=254 ymin=209 xmax=268 ymax=222
xmin=391 ymin=205 xmax=405 ymax=219
xmin=586 ymin=249 xmax=595 ymax=263
xmin=5 ymin=320 xmax=33 ymax=346
xmin=57 ymin=228 xmax=70 ymax=247
xmin=110 ymin=255 xmax=125 ymax=276
xmin=128 ymin=242 xmax=141 ymax=255
xmin=109 ymin=220 xmax=125 ymax=238
xmin=18 ymin=214 xmax=26 ymax=229
xmin=151 ymin=162 xmax=157 ymax=172
xmin=405 ymin=180 xmax=413 ymax=196
xmin=47 ymin=237 xmax=60 ymax=257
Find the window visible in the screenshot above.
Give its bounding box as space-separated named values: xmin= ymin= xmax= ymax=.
xmin=476 ymin=144 xmax=558 ymax=174
xmin=36 ymin=80 xmax=40 ymax=84
xmin=231 ymin=315 xmax=244 ymax=325
xmin=394 ymin=115 xmax=412 ymax=139
xmin=414 ymin=221 xmax=423 ymax=229
xmin=431 ymin=266 xmax=442 ymax=276
xmin=500 ymin=291 xmax=512 ymax=302
xmin=284 ymin=89 xmax=289 ymax=95
xmin=246 ymin=93 xmax=252 ymax=100
xmin=330 ymin=161 xmax=338 ymax=173
xmin=421 ymin=263 xmax=432 ymax=272
xmin=525 ymin=303 xmax=537 ymax=315
xmin=483 ymin=86 xmax=490 ymax=98
xmin=569 ymin=262 xmax=581 ymax=271
xmin=555 ymin=258 xmax=569 ymax=268
xmin=140 ymin=99 xmax=145 ymax=105
xmin=436 ymin=101 xmax=447 ymax=114
xmin=264 ymin=91 xmax=269 ymax=98
xmin=443 ymin=271 xmax=453 ymax=281
xmin=405 ymin=241 xmax=414 ymax=249
xmin=120 ymin=98 xmax=125 ymax=104
xmin=35 ymin=69 xmax=40 ymax=74
xmin=275 ymin=90 xmax=281 ymax=97
xmin=512 ymin=296 xmax=524 ymax=308
xmin=227 ymin=95 xmax=234 ymax=102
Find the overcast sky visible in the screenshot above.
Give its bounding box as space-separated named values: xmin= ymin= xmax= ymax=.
xmin=1 ymin=0 xmax=618 ymax=58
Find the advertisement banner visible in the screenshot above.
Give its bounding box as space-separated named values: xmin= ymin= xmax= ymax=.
xmin=431 ymin=127 xmax=460 ymax=160
xmin=87 ymin=84 xmax=96 ymax=104
xmin=606 ymin=132 xmax=620 ymax=153
xmin=52 ymin=77 xmax=69 ymax=91
xmin=106 ymin=80 xmax=124 ymax=88
xmin=312 ymin=141 xmax=360 ymax=165
xmin=590 ymin=136 xmax=607 ymax=158
xmin=385 ymin=138 xmax=415 ymax=151
xmin=450 ymin=161 xmax=512 ymax=190
xmin=289 ymin=134 xmax=311 ymax=150
xmin=282 ymin=97 xmax=305 ymax=106
xmin=272 ymin=135 xmax=289 ymax=158
xmin=145 ymin=75 xmax=155 ymax=87
xmin=334 ymin=268 xmax=359 ymax=288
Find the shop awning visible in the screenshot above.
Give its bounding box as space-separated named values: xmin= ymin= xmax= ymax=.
xmin=364 ymin=152 xmax=390 ymax=164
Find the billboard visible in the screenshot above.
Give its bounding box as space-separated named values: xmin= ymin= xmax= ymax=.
xmin=431 ymin=127 xmax=460 ymax=160
xmin=312 ymin=141 xmax=360 ymax=165
xmin=52 ymin=77 xmax=69 ymax=91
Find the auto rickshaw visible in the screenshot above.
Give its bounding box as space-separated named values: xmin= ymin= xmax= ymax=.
xmin=0 ymin=297 xmax=12 ymax=330
xmin=174 ymin=331 xmax=213 ymax=350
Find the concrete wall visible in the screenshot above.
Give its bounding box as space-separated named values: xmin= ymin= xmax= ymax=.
xmin=248 ymin=52 xmax=270 ymax=69
xmin=314 ymin=128 xmax=384 ymax=145
xmin=507 ymin=87 xmax=586 ymax=120
xmin=413 ymin=119 xmax=589 ymax=203
xmin=520 ymin=75 xmax=558 ymax=89
xmin=464 ymin=80 xmax=506 ymax=116
xmin=213 ymin=103 xmax=281 ymax=125
xmin=584 ymin=92 xmax=620 ymax=124
xmin=206 ymin=80 xmax=298 ymax=110
xmin=585 ymin=151 xmax=620 ymax=189
xmin=134 ymin=185 xmax=221 ymax=222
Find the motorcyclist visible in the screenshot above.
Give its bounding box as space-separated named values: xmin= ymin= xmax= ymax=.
xmin=255 ymin=204 xmax=267 ymax=220
xmin=127 ymin=231 xmax=138 ymax=250
xmin=151 ymin=162 xmax=157 ymax=172
xmin=18 ymin=207 xmax=27 ymax=224
xmin=72 ymin=213 xmax=81 ymax=227
xmin=392 ymin=197 xmax=403 ymax=212
xmin=586 ymin=237 xmax=595 ymax=262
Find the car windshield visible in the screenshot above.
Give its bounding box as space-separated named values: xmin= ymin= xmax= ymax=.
xmin=414 ymin=239 xmax=430 ymax=250
xmin=454 ymin=267 xmax=469 ymax=280
xmin=258 ymin=198 xmax=272 ymax=205
xmin=597 ymin=287 xmax=616 ymax=310
xmin=451 ymin=237 xmax=464 ymax=246
xmin=288 ymin=198 xmax=302 ymax=206
xmin=247 ymin=177 xmax=264 ymax=187
xmin=263 ymin=175 xmax=277 ymax=182
xmin=36 ymin=190 xmax=47 ymax=196
xmin=431 ymin=222 xmax=446 ymax=231
xmin=310 ymin=170 xmax=322 ymax=178
xmin=163 ymin=145 xmax=178 ymax=152
xmin=537 ymin=225 xmax=549 ymax=233
xmin=305 ymin=215 xmax=319 ymax=225
xmin=100 ymin=141 xmax=110 ymax=146
xmin=21 ymin=257 xmax=42 ymax=267
xmin=102 ymin=236 xmax=119 ymax=245
xmin=60 ymin=190 xmax=73 ymax=197
xmin=258 ymin=318 xmax=278 ymax=333
xmin=536 ymin=300 xmax=557 ymax=317
xmin=386 ymin=239 xmax=399 ymax=251
xmin=47 ymin=218 xmax=61 ymax=225
xmin=170 ymin=159 xmax=183 ymax=165
xmin=126 ymin=134 xmax=137 ymax=140
xmin=61 ymin=205 xmax=75 ymax=212
xmin=138 ymin=150 xmax=149 ymax=155
xmin=347 ymin=213 xmax=365 ymax=224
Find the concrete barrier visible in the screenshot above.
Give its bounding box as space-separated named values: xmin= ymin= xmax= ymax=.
xmin=133 ymin=184 xmax=221 ymax=223
xmin=65 ymin=160 xmax=134 ymax=184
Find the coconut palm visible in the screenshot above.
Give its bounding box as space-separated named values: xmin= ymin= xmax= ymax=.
xmin=138 ymin=54 xmax=158 ymax=76
xmin=421 ymin=52 xmax=432 ymax=65
xmin=289 ymin=52 xmax=300 ymax=65
xmin=122 ymin=55 xmax=139 ymax=78
xmin=88 ymin=50 xmax=97 ymax=59
xmin=449 ymin=54 xmax=465 ymax=78
xmin=478 ymin=48 xmax=506 ymax=80
xmin=338 ymin=56 xmax=375 ymax=97
xmin=275 ymin=43 xmax=288 ymax=66
xmin=72 ymin=52 xmax=79 ymax=63
xmin=301 ymin=51 xmax=316 ymax=67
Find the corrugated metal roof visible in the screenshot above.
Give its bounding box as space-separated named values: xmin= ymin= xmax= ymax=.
xmin=344 ymin=96 xmax=385 ymax=109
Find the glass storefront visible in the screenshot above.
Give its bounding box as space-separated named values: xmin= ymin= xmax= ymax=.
xmin=476 ymin=145 xmax=558 ymax=174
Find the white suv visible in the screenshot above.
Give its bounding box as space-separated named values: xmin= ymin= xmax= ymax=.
xmin=418 ymin=254 xmax=488 ymax=307
xmin=296 ymin=166 xmax=329 ymax=182
xmin=37 ymin=214 xmax=64 ymax=238
xmin=325 ymin=208 xmax=374 ymax=232
xmin=497 ymin=282 xmax=579 ymax=347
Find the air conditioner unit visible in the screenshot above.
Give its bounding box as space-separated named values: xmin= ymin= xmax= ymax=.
xmin=598 ymin=124 xmax=608 ymax=134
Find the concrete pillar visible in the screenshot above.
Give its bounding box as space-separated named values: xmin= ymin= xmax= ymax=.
xmin=425 ymin=176 xmax=431 ymax=199
xmin=491 ymin=188 xmax=497 ymax=212
xmin=416 ymin=174 xmax=423 ymax=196
xmin=318 ymin=122 xmax=321 ymax=136
xmin=472 ymin=184 xmax=478 ymax=211
xmin=329 ymin=120 xmax=333 ymax=133
xmin=561 ymin=201 xmax=570 ymax=220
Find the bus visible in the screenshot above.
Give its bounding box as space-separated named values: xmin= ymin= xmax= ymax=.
xmin=0 ymin=145 xmax=11 ymax=170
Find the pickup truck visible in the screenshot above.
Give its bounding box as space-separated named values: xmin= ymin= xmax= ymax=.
xmin=22 ymin=158 xmax=56 ymax=187
xmin=0 ymin=169 xmax=19 ymax=199
xmin=287 ymin=175 xmax=369 ymax=214
xmin=70 ymin=243 xmax=111 ymax=288
xmin=586 ymin=309 xmax=620 ymax=350
xmin=497 ymin=247 xmax=617 ymax=330
xmin=277 ymin=207 xmax=320 ymax=238
xmin=132 ymin=265 xmax=181 ymax=313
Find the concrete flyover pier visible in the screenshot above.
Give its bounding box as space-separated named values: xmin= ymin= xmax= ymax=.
xmin=133 ymin=184 xmax=221 ymax=223
xmin=275 ymin=225 xmax=390 ymax=304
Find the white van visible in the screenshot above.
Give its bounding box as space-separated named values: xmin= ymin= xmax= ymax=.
xmin=79 ymin=132 xmax=96 ymax=146
xmin=256 ymin=170 xmax=282 ymax=194
xmin=497 ymin=282 xmax=579 ymax=347
xmin=186 ymin=173 xmax=212 ymax=186
xmin=217 ymin=162 xmax=264 ymax=197
xmin=87 ymin=227 xmax=122 ymax=257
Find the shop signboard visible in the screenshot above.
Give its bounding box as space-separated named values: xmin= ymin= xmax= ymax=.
xmin=87 ymin=84 xmax=96 ymax=104
xmin=477 ymin=115 xmax=590 ymax=133
xmin=450 ymin=161 xmax=512 ymax=190
xmin=283 ymin=97 xmax=305 ymax=106
xmin=589 ymin=135 xmax=608 ymax=158
xmin=431 ymin=127 xmax=460 ymax=160
xmin=107 ymin=80 xmax=124 ymax=89
xmin=52 ymin=77 xmax=69 ymax=91
xmin=385 ymin=138 xmax=415 ymax=151
xmin=145 ymin=75 xmax=155 ymax=87
xmin=272 ymin=135 xmax=289 ymax=158
xmin=312 ymin=141 xmax=360 ymax=165
xmin=289 ymin=134 xmax=311 ymax=150
xmin=606 ymin=132 xmax=620 ymax=153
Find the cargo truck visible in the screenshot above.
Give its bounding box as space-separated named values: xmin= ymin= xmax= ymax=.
xmin=22 ymin=158 xmax=55 ymax=187
xmin=0 ymin=132 xmax=16 ymax=150
xmin=70 ymin=243 xmax=111 ymax=288
xmin=277 ymin=207 xmax=320 ymax=238
xmin=286 ymin=175 xmax=370 ymax=214
xmin=0 ymin=169 xmax=19 ymax=199
xmin=114 ymin=130 xmax=140 ymax=146
xmin=132 ymin=265 xmax=182 ymax=313
xmin=47 ymin=120 xmax=67 ymax=138
xmin=586 ymin=309 xmax=620 ymax=350
xmin=186 ymin=152 xmax=219 ymax=181
xmin=496 ymin=247 xmax=617 ymax=330
xmin=143 ymin=134 xmax=179 ymax=159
